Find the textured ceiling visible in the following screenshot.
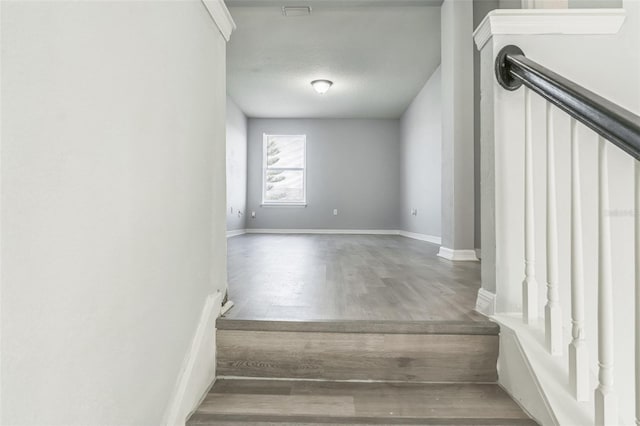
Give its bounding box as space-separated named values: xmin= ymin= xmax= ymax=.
xmin=226 ymin=3 xmax=441 ymax=118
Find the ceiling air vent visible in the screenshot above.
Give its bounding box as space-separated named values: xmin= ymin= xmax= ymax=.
xmin=282 ymin=6 xmax=312 ymax=17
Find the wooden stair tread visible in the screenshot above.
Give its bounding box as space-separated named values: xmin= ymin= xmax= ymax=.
xmin=216 ymin=319 xmax=499 ymax=335
xmin=187 ymin=379 xmax=537 ymax=425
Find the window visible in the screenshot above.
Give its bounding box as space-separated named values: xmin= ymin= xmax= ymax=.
xmin=262 ymin=134 xmax=306 ymax=205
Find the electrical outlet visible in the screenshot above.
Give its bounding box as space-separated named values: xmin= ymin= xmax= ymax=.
xmin=251 ymin=211 xmax=256 ymax=219
xmin=333 ymin=209 xmax=338 ymax=216
xmin=411 ymin=208 xmax=418 ymax=216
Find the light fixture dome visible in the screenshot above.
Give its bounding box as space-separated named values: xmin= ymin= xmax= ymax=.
xmin=311 ymin=79 xmax=333 ymax=94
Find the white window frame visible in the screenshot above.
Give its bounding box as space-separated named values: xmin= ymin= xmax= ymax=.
xmin=261 ymin=134 xmax=307 ymax=206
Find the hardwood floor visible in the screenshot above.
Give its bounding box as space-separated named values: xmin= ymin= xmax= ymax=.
xmin=188 ymin=379 xmax=536 ymax=425
xmin=225 ymin=234 xmax=484 ymax=321
xmin=185 ymin=234 xmax=536 ymax=425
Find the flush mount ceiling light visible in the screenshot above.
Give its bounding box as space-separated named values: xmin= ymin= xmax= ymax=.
xmin=282 ymin=6 xmax=312 ymax=17
xmin=311 ymin=80 xmax=333 ymax=95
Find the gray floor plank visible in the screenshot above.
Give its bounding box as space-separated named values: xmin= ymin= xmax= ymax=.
xmin=225 ymin=234 xmax=484 ymax=322
xmin=187 ymin=379 xmax=537 ymax=425
xmin=216 ymin=319 xmax=499 ymax=335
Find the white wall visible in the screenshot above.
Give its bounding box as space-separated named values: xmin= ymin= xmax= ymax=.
xmin=1 ymin=1 xmax=229 ymax=424
xmin=400 ymin=67 xmax=442 ymax=238
xmin=226 ymin=96 xmax=248 ymax=232
xmin=246 ymin=119 xmax=401 ymax=230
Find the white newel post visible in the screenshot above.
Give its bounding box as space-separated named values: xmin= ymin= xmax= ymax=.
xmin=523 ymin=88 xmax=538 ymax=324
xmin=595 ymin=138 xmax=618 ymax=426
xmin=545 ymin=103 xmax=561 ymax=354
xmin=473 ymin=8 xmax=631 ymax=424
xmin=473 ymin=9 xmax=627 ymax=317
xmin=569 ymin=118 xmax=588 ymax=401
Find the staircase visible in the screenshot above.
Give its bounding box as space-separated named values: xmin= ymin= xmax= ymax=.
xmin=187 ymin=319 xmax=537 ymax=425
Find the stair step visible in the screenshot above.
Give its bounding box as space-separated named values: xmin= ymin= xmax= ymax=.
xmin=217 ymin=319 xmax=500 ymax=335
xmin=216 ymin=320 xmax=499 ymax=382
xmin=187 ymin=379 xmax=537 ymax=425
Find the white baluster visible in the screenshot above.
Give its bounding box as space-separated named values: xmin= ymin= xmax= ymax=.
xmin=569 ymin=119 xmax=589 ymax=401
xmin=635 ymin=160 xmax=639 ymax=426
xmin=545 ymin=103 xmax=562 ymax=355
xmin=523 ymin=88 xmax=538 ymax=324
xmin=595 ymin=137 xmax=618 ymax=426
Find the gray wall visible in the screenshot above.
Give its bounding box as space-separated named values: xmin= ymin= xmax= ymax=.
xmin=473 ymin=0 xmax=501 ymax=251
xmin=569 ymin=0 xmax=622 ymax=6
xmin=441 ymin=0 xmax=476 ymax=251
xmin=498 ymin=0 xmax=621 ymax=8
xmin=497 ymin=0 xmax=521 ymax=7
xmin=226 ymin=96 xmax=248 ymax=231
xmin=246 ymin=119 xmax=401 ymax=230
xmin=400 ymin=67 xmax=442 ymax=238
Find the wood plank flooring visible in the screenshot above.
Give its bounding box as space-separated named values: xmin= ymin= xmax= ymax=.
xmin=217 ymin=329 xmax=499 ymax=382
xmin=186 ymin=234 xmax=538 ymax=425
xmin=217 ymin=319 xmax=499 ymax=335
xmin=225 ymin=234 xmax=484 ymax=321
xmin=188 ymin=379 xmax=537 ymax=425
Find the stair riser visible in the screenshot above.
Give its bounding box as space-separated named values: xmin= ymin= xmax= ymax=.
xmin=216 ymin=330 xmax=498 ymax=382
xmin=189 ymin=416 xmax=537 ymax=425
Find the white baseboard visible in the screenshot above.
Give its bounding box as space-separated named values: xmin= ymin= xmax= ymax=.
xmin=226 ymin=229 xmax=246 ymax=238
xmin=437 ymin=247 xmax=480 ymax=261
xmin=245 ymin=229 xmax=400 ymax=235
xmin=220 ymin=300 xmax=234 ymax=316
xmin=496 ymin=316 xmax=564 ymax=426
xmin=398 ymin=230 xmax=442 ymax=245
xmin=162 ymin=292 xmax=223 ymax=426
xmin=239 ymin=229 xmax=443 ymax=246
xmin=475 ymin=288 xmax=496 ymax=316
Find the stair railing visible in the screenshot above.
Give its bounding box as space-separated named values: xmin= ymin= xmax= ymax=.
xmin=495 ymin=45 xmax=640 ymax=425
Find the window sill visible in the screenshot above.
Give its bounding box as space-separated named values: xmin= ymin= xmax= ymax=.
xmin=261 ymin=203 xmax=308 ymax=208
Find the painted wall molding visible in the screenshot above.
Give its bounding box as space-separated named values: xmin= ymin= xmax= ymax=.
xmin=227 ymin=0 xmax=444 ymax=6
xmin=437 ymin=247 xmax=479 ymax=262
xmin=236 ymin=229 xmax=445 ymax=245
xmin=226 ymin=229 xmax=247 ymax=238
xmin=474 ymin=9 xmax=626 ymax=50
xmin=496 ymin=316 xmax=578 ymax=426
xmin=475 ymin=288 xmax=496 ymax=316
xmin=162 ymin=292 xmax=223 ymax=426
xmin=201 ymin=0 xmax=237 ymax=41
xmin=398 ymin=230 xmax=442 ymax=245
xmin=245 ymin=228 xmax=400 ymax=235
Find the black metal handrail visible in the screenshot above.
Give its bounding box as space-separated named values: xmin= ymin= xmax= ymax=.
xmin=495 ymin=45 xmax=640 ymax=161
